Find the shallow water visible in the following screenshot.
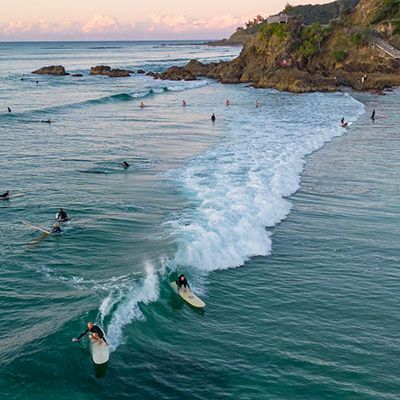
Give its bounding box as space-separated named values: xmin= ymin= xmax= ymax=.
xmin=1 ymin=42 xmax=399 ymax=399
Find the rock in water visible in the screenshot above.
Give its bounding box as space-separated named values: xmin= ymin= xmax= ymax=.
xmin=32 ymin=65 xmax=68 ymax=76
xmin=159 ymin=66 xmax=196 ymax=81
xmin=90 ymin=65 xmax=132 ymax=77
xmin=90 ymin=65 xmax=111 ymax=75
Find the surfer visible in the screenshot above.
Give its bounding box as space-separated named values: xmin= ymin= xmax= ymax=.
xmin=0 ymin=191 xmax=10 ymax=199
xmin=56 ymin=208 xmax=68 ymax=222
xmin=41 ymin=118 xmax=52 ymax=124
xmin=256 ymin=100 xmax=260 ymax=108
xmin=341 ymin=117 xmax=345 ymax=124
xmin=211 ymin=113 xmax=216 ymax=122
xmin=225 ymin=99 xmax=230 ymax=106
xmin=123 ymin=161 xmax=130 ymax=169
xmin=73 ymin=322 xmax=107 ymax=344
xmin=182 ymin=100 xmax=187 ymax=107
xmin=176 ymin=274 xmax=190 ymax=292
xmin=51 ymin=223 xmax=63 ymax=234
xmin=7 ymin=107 xmax=12 ymax=113
xmin=140 ymin=101 xmax=145 ymax=109
xmin=371 ymin=109 xmax=375 ymax=122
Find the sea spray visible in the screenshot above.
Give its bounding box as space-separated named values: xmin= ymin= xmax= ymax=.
xmin=167 ymin=92 xmax=365 ymax=271
xmin=106 ymin=263 xmax=159 ymax=351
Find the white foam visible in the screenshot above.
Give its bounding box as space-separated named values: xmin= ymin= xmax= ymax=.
xmin=106 ymin=263 xmax=159 ymax=351
xmin=167 ymin=92 xmax=365 ymax=271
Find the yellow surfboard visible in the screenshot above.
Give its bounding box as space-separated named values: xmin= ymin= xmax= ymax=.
xmin=170 ymin=281 xmax=206 ymax=308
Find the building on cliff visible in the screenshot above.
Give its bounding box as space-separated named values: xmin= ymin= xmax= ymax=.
xmin=266 ymin=13 xmax=289 ymax=24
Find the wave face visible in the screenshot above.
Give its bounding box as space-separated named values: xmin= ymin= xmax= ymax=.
xmin=104 ymin=91 xmax=364 ymax=350
xmin=168 ymin=92 xmax=365 ymax=272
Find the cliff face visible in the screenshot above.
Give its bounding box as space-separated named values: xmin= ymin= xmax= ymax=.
xmin=203 ymin=0 xmax=400 ymax=92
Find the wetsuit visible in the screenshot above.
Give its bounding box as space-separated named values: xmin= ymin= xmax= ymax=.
xmin=371 ymin=110 xmax=375 ymax=121
xmin=0 ymin=191 xmax=9 ymax=198
xmin=176 ymin=275 xmax=190 ymax=291
xmin=341 ymin=117 xmax=345 ymax=124
xmin=211 ymin=114 xmax=216 ymax=122
xmin=57 ymin=210 xmax=68 ymax=221
xmin=51 ymin=226 xmax=62 ymax=234
xmin=77 ymin=325 xmax=107 ymax=343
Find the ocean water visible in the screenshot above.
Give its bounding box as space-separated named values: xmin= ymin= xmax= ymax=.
xmin=0 ymin=41 xmax=399 ymax=399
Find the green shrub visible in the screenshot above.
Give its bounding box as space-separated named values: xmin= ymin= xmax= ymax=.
xmin=260 ymin=23 xmax=289 ymax=41
xmin=393 ymin=19 xmax=400 ymax=35
xmin=334 ymin=50 xmax=347 ymax=61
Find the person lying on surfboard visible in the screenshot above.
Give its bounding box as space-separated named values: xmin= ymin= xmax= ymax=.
xmin=51 ymin=223 xmax=63 ymax=234
xmin=56 ymin=208 xmax=69 ymax=222
xmin=73 ymin=322 xmax=107 ymax=344
xmin=176 ymin=274 xmax=190 ymax=292
xmin=0 ymin=191 xmax=10 ymax=199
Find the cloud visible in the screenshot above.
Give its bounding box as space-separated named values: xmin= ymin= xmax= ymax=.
xmin=82 ymin=14 xmax=118 ymax=33
xmin=149 ymin=13 xmax=247 ymax=33
xmin=0 ymin=12 xmax=249 ymax=40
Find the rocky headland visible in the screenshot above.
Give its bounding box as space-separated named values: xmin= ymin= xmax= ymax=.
xmin=158 ymin=0 xmax=400 ymax=93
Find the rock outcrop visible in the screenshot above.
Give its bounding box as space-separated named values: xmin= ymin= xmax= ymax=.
xmin=158 ymin=66 xmax=196 ymax=81
xmin=32 ymin=65 xmax=68 ymax=76
xmin=157 ymin=0 xmax=400 ymax=93
xmin=90 ymin=65 xmax=132 ymax=77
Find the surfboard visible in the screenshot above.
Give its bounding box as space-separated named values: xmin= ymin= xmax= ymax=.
xmin=0 ymin=194 xmax=24 ymax=200
xmin=21 ymin=221 xmax=51 ymax=235
xmin=91 ymin=340 xmax=110 ymax=365
xmin=170 ymin=281 xmax=206 ymax=308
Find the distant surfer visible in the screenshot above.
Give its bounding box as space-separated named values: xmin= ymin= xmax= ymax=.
xmin=7 ymin=107 xmax=11 ymax=113
xmin=51 ymin=223 xmax=63 ymax=234
xmin=176 ymin=274 xmax=190 ymax=292
xmin=73 ymin=322 xmax=107 ymax=344
xmin=56 ymin=208 xmax=69 ymax=222
xmin=256 ymin=100 xmax=260 ymax=108
xmin=0 ymin=191 xmax=10 ymax=199
xmin=341 ymin=117 xmax=345 ymax=124
xmin=182 ymin=100 xmax=187 ymax=107
xmin=140 ymin=101 xmax=145 ymax=109
xmin=41 ymin=118 xmax=52 ymax=124
xmin=371 ymin=109 xmax=375 ymax=122
xmin=225 ymin=99 xmax=230 ymax=106
xmin=123 ymin=161 xmax=130 ymax=169
xmin=340 ymin=117 xmax=348 ymax=128
xmin=211 ymin=113 xmax=216 ymax=122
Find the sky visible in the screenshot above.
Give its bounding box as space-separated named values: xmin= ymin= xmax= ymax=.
xmin=0 ymin=0 xmax=332 ymax=41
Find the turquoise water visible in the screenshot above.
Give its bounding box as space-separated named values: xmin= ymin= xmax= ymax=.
xmin=1 ymin=42 xmax=399 ymax=399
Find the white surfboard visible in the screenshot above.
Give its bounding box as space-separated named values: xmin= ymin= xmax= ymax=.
xmin=21 ymin=220 xmax=51 ymax=235
xmin=170 ymin=281 xmax=206 ymax=308
xmin=0 ymin=194 xmax=24 ymax=200
xmin=91 ymin=340 xmax=110 ymax=365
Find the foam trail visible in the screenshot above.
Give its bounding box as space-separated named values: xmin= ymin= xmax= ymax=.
xmin=168 ymin=92 xmax=365 ymax=272
xmin=106 ymin=263 xmax=159 ymax=351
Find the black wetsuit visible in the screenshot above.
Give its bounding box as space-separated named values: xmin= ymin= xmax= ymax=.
xmin=0 ymin=191 xmax=10 ymax=198
xmin=51 ymin=226 xmax=62 ymax=234
xmin=176 ymin=275 xmax=190 ymax=290
xmin=77 ymin=325 xmax=107 ymax=343
xmin=211 ymin=114 xmax=216 ymax=122
xmin=341 ymin=117 xmax=345 ymax=124
xmin=57 ymin=210 xmax=68 ymax=221
xmin=371 ymin=110 xmax=375 ymax=121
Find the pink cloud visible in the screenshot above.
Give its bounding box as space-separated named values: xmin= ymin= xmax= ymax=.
xmin=149 ymin=13 xmax=247 ymax=33
xmin=82 ymin=14 xmax=119 ymax=33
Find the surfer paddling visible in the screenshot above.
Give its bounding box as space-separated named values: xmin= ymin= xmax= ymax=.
xmin=56 ymin=208 xmax=69 ymax=222
xmin=73 ymin=322 xmax=107 ymax=344
xmin=0 ymin=191 xmax=10 ymax=199
xmin=51 ymin=223 xmax=63 ymax=234
xmin=123 ymin=161 xmax=130 ymax=169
